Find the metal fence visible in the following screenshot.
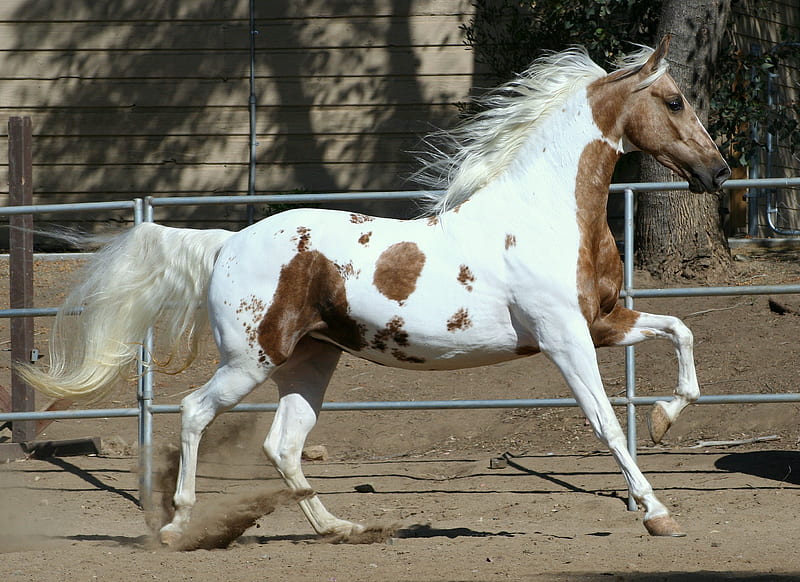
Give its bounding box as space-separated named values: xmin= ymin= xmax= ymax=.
xmin=2 ymin=177 xmax=800 ymax=511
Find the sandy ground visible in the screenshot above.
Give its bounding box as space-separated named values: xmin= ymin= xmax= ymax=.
xmin=1 ymin=245 xmax=800 ymax=581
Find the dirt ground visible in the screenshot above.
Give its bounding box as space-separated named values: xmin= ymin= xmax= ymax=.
xmin=1 ymin=245 xmax=800 ymax=581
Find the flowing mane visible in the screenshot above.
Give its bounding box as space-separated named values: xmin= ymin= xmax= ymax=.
xmin=416 ymin=45 xmax=666 ymax=216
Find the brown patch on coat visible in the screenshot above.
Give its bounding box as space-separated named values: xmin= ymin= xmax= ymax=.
xmin=293 ymin=226 xmax=311 ymax=253
xmin=350 ymin=213 xmax=374 ymax=224
xmin=426 ymin=215 xmax=439 ymax=226
xmin=257 ymin=250 xmax=367 ymax=365
xmin=373 ymin=242 xmax=426 ymax=304
xmin=505 ymin=234 xmax=517 ymax=250
xmin=587 ymin=76 xmax=628 ymax=138
xmin=590 ymin=305 xmax=641 ymax=347
xmin=446 ymin=308 xmax=472 ymax=332
xmin=391 ymin=349 xmax=426 ymax=364
xmin=371 ymin=316 xmax=409 ymax=352
xmin=457 ymin=265 xmax=475 ymax=292
xmin=358 ymin=232 xmax=372 ymax=245
xmin=335 ymin=261 xmax=359 ymax=280
xmin=572 ymin=138 xmax=636 ymax=344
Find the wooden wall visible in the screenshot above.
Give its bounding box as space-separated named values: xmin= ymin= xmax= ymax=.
xmin=0 ymin=0 xmax=476 ymax=232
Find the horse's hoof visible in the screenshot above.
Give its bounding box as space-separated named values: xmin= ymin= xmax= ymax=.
xmin=643 ymin=515 xmax=686 ymax=537
xmin=647 ymin=401 xmax=671 ymax=444
xmin=159 ymin=527 xmax=183 ymax=548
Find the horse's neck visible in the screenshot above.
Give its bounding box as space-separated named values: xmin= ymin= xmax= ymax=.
xmin=469 ymin=90 xmax=619 ymax=222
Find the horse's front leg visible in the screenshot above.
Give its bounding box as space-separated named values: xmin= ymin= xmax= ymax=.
xmin=539 ymin=315 xmax=684 ymax=536
xmin=591 ymin=306 xmax=699 ymax=443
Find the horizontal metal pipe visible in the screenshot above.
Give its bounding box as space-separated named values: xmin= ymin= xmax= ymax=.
xmin=621 ymin=284 xmax=800 ymax=299
xmin=4 ymin=392 xmax=800 ymax=423
xmin=2 ymin=178 xmax=796 ymax=217
xmin=609 ymin=176 xmax=800 ymax=193
xmin=0 ymin=307 xmax=60 ymax=318
xmin=148 ymin=191 xmax=436 ymax=208
xmin=0 ymin=200 xmax=136 ymax=216
xmin=0 ymin=408 xmax=140 ymax=421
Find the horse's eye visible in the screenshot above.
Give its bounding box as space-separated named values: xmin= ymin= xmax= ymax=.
xmin=666 ymin=97 xmax=684 ymax=112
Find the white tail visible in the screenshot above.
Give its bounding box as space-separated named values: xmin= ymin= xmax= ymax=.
xmin=17 ymin=223 xmax=234 ymax=400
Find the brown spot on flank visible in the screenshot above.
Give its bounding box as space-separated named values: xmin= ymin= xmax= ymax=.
xmin=457 ymin=265 xmax=475 ymax=292
xmin=391 ymin=349 xmax=426 ymax=364
xmin=505 ymin=234 xmax=517 ymax=249
xmin=446 ymin=308 xmax=472 ymax=332
xmin=258 ymin=250 xmax=367 ymax=365
xmin=426 ymin=215 xmax=439 ymax=226
xmin=358 ymin=232 xmax=372 ymax=245
xmin=350 ymin=213 xmax=374 ymax=224
xmin=373 ymin=242 xmax=426 ymax=304
xmin=371 ymin=316 xmax=410 ymax=352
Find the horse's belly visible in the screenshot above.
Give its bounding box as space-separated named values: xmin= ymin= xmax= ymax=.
xmin=309 ymin=319 xmax=535 ymax=371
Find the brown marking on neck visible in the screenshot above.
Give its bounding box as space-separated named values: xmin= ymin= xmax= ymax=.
xmin=505 ymin=234 xmax=517 ymax=250
xmin=574 ymin=140 xmax=625 ymax=331
xmin=587 ymin=73 xmax=629 ymax=140
xmin=358 ymin=232 xmax=372 ymax=245
xmin=257 ymin=250 xmax=366 ymax=365
xmin=373 ymin=242 xmax=426 ymax=304
xmin=457 ymin=265 xmax=475 ymax=292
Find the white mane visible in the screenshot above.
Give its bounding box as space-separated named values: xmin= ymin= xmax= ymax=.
xmin=416 ymin=45 xmax=664 ymax=216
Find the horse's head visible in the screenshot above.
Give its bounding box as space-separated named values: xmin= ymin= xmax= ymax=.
xmin=591 ymin=35 xmax=731 ymax=193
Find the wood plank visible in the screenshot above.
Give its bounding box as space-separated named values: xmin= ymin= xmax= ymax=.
xmin=0 ymin=17 xmax=470 ymax=51
xmin=0 ymin=46 xmax=474 ymax=81
xmin=0 ymin=0 xmax=472 ymax=21
xmin=0 ymin=75 xmax=476 ymax=107
xmin=1 ymin=133 xmax=425 ymax=165
xmin=0 ymin=103 xmax=460 ymax=137
xmin=0 ymin=161 xmax=417 ymax=199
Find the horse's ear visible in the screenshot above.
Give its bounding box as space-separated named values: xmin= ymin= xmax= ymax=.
xmin=643 ymin=34 xmax=671 ymax=73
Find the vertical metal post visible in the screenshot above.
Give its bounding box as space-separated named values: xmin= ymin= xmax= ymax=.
xmin=136 ymin=198 xmax=155 ymax=511
xmin=8 ymin=117 xmax=36 ymax=443
xmin=623 ymin=188 xmax=638 ymax=511
xmin=246 ymin=0 xmax=257 ymax=225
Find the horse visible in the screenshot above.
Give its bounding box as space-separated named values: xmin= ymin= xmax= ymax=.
xmin=19 ymin=35 xmax=730 ymax=544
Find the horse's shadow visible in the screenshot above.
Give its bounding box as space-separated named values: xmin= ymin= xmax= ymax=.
xmin=247 ymin=523 xmax=520 ymax=545
xmin=714 ymin=450 xmax=800 ymax=485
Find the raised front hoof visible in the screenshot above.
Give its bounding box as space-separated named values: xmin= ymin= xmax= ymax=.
xmin=643 ymin=515 xmax=686 ymax=537
xmin=158 ymin=524 xmax=183 ymax=548
xmin=647 ymin=401 xmax=672 ymax=444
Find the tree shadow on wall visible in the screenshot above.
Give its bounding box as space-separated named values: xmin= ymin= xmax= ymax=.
xmin=4 ymin=0 xmax=460 ymax=243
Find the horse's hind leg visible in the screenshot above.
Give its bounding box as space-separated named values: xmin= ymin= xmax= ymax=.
xmin=263 ymin=337 xmax=365 ymax=538
xmin=592 ymin=306 xmax=699 ymax=444
xmin=158 ymin=361 xmax=266 ymax=546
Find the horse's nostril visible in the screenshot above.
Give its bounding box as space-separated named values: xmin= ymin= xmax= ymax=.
xmin=715 ymin=165 xmax=731 ymax=186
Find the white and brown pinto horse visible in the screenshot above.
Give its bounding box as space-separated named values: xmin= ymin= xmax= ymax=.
xmin=21 ymin=36 xmax=730 ymax=543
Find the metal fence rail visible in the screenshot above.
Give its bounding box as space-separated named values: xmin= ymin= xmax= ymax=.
xmin=1 ymin=177 xmax=800 ymax=511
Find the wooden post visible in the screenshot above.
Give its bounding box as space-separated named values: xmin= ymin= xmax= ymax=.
xmin=9 ymin=116 xmax=35 ymax=443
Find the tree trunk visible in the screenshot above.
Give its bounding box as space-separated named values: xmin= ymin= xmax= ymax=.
xmin=636 ymin=0 xmax=732 ymax=281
